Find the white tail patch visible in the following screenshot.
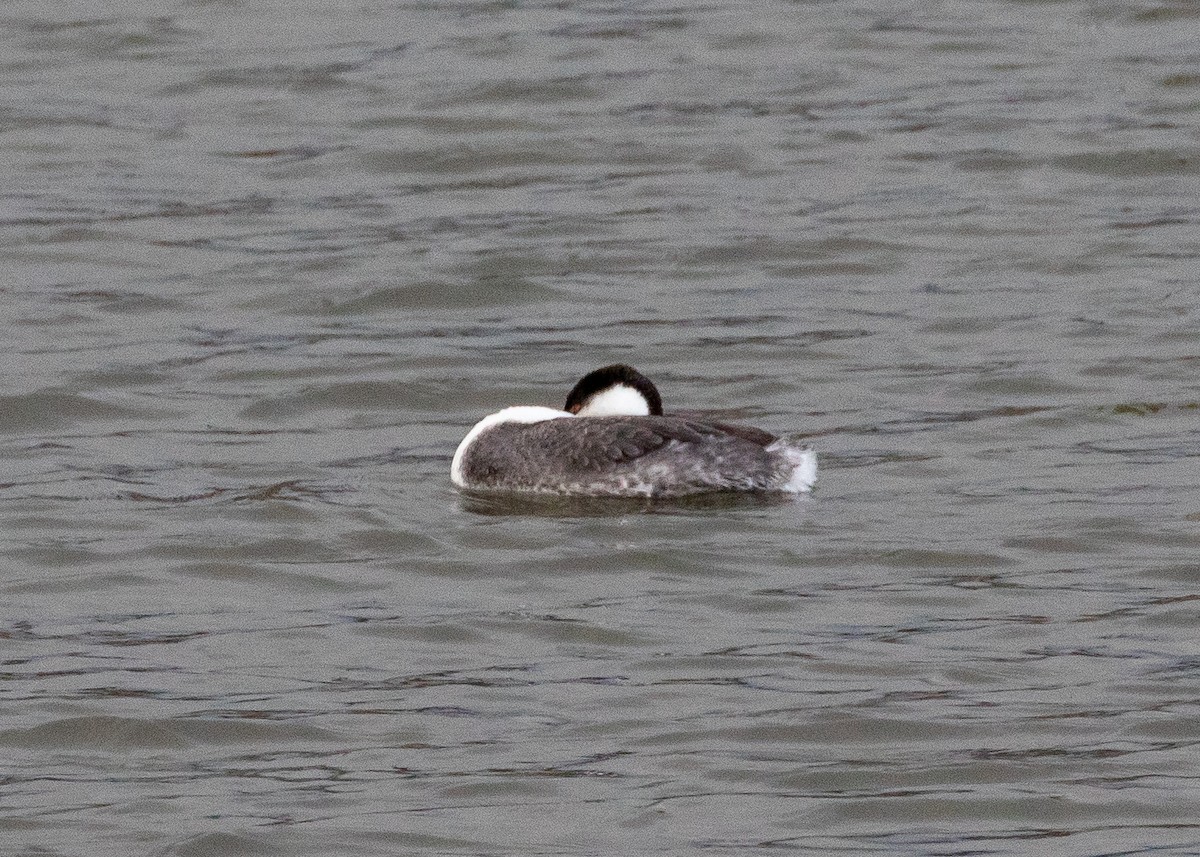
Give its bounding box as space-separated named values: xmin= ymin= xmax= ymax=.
xmin=769 ymin=442 xmax=817 ymax=493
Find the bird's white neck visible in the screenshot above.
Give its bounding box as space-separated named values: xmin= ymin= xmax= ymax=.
xmin=576 ymin=384 xmax=651 ymax=417
xmin=451 ymin=406 xmax=572 ymax=486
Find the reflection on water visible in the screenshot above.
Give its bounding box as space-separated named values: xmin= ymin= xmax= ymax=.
xmin=4 ymin=0 xmax=1200 ymax=855
xmin=457 ymin=487 xmax=804 ymax=517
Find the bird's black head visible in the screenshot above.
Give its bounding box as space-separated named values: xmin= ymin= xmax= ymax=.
xmin=563 ymin=364 xmax=664 ymax=416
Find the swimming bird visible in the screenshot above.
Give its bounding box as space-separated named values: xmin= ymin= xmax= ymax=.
xmin=451 ymin=365 xmax=816 ymax=497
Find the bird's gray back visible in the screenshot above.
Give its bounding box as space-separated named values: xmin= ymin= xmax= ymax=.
xmin=459 ymin=416 xmax=791 ymax=495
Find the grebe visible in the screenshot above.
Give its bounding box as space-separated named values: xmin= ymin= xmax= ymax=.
xmin=451 ymin=365 xmax=816 ymax=497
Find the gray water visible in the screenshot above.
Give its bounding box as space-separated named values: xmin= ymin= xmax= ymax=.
xmin=4 ymin=1 xmax=1200 ymax=855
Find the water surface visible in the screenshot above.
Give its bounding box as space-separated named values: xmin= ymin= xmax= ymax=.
xmin=3 ymin=1 xmax=1200 ymax=855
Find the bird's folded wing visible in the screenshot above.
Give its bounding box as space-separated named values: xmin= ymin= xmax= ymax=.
xmin=523 ymin=416 xmax=711 ymax=471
